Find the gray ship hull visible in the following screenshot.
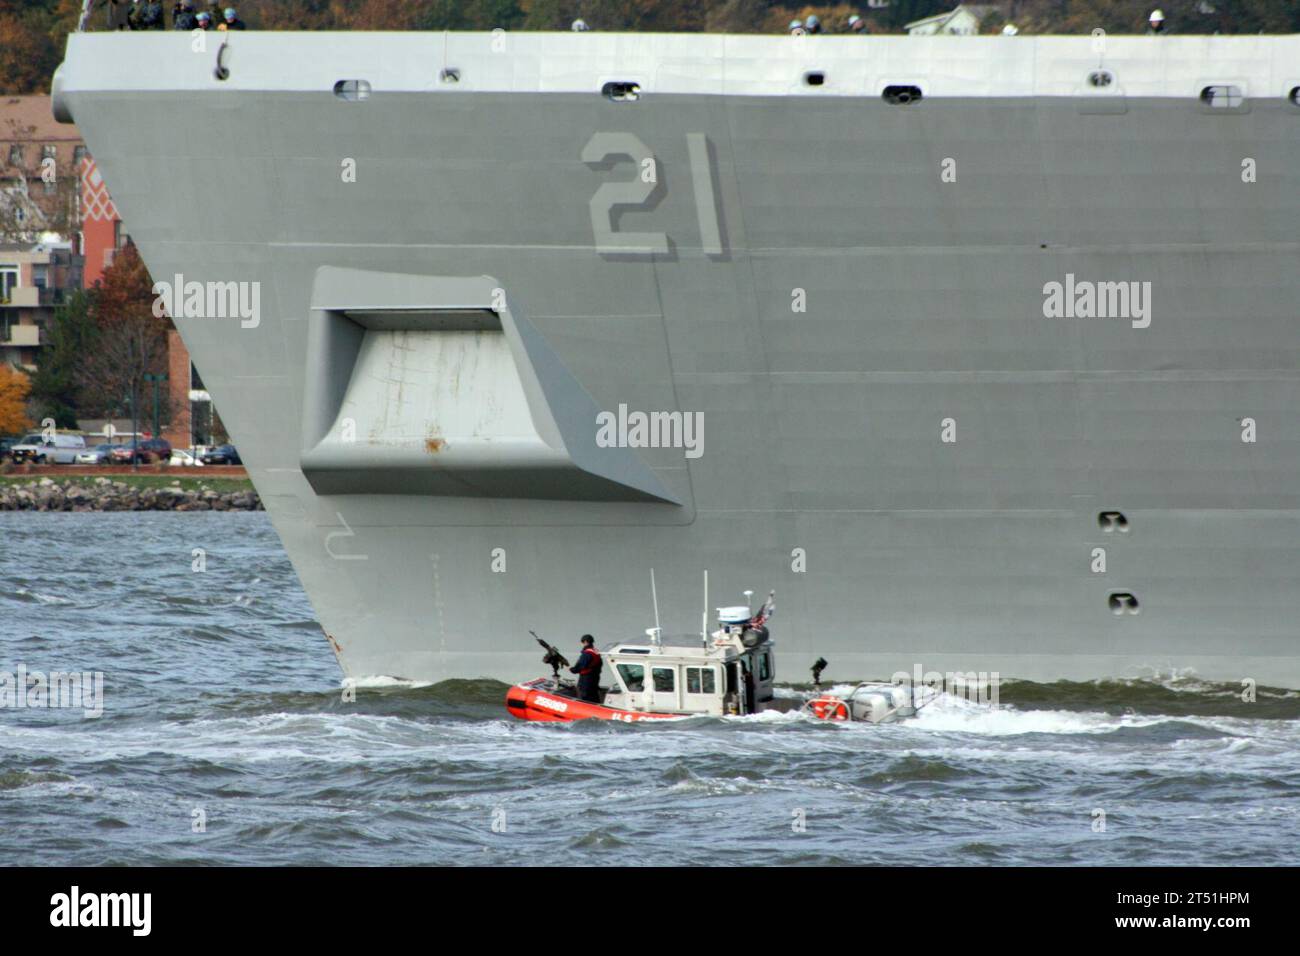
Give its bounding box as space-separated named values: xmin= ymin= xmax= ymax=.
xmin=57 ymin=33 xmax=1300 ymax=686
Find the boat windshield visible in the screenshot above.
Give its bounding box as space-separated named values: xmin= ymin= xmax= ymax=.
xmin=616 ymin=663 xmax=644 ymax=692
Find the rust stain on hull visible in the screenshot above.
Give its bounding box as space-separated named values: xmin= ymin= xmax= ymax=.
xmin=325 ymin=632 xmax=343 ymax=655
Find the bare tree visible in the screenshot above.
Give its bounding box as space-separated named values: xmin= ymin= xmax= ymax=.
xmin=0 ymin=118 xmax=81 ymax=244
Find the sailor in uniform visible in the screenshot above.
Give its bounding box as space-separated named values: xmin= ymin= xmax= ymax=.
xmin=569 ymin=635 xmax=602 ymax=702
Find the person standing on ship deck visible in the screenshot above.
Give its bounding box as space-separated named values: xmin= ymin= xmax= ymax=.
xmin=174 ymin=2 xmax=198 ymax=30
xmin=569 ymin=636 xmax=602 ymax=703
xmin=218 ymin=6 xmax=246 ymax=29
xmin=139 ymin=0 xmax=166 ymax=29
xmin=102 ymin=0 xmax=132 ymax=30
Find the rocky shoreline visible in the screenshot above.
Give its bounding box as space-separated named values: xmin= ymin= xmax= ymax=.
xmin=0 ymin=477 xmax=263 ymax=512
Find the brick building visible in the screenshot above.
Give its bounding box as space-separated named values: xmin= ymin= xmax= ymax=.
xmin=0 ymin=94 xmax=84 ymax=239
xmin=1 ymin=95 xmax=86 ymax=372
xmin=2 ymin=94 xmax=214 ymax=450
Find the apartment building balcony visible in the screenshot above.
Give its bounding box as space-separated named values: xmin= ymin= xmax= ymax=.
xmin=1 ymin=323 xmax=41 ymax=347
xmin=0 ymin=286 xmax=64 ymax=308
xmin=0 ymin=286 xmax=40 ymax=307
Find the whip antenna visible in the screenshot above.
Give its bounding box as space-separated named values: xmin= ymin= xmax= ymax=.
xmin=701 ymin=570 xmax=709 ymax=647
xmin=650 ymin=568 xmax=662 ymax=646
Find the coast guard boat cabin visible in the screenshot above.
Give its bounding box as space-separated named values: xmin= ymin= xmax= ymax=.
xmin=506 ymin=597 xmax=777 ymax=721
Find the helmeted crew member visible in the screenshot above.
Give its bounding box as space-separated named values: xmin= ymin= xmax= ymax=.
xmin=196 ymin=10 xmax=213 ymax=28
xmin=847 ymin=14 xmax=866 ymax=34
xmin=219 ymin=6 xmax=246 ymax=29
xmin=1146 ymin=9 xmax=1168 ymax=34
xmin=804 ymin=14 xmax=822 ymax=34
xmin=569 ymin=635 xmax=602 ymax=703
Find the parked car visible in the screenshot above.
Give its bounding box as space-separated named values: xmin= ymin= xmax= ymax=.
xmin=200 ymin=444 xmax=241 ymax=465
xmin=0 ymin=437 xmax=16 ymax=460
xmin=10 ymin=432 xmax=87 ymax=464
xmin=169 ymin=448 xmax=205 ymax=467
xmin=109 ymin=438 xmax=172 ymax=465
xmin=74 ymin=443 xmax=120 ymax=465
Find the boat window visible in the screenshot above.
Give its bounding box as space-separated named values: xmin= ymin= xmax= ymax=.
xmin=758 ymin=653 xmax=771 ymax=681
xmin=686 ymin=667 xmax=716 ymax=694
xmin=617 ymin=663 xmax=644 ymax=692
xmin=652 ymin=667 xmax=675 ymax=692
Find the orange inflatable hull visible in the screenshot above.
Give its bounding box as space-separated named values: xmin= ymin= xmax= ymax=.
xmin=505 ymin=679 xmax=681 ymax=723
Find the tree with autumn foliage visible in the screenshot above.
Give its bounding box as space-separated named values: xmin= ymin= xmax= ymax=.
xmin=74 ymin=242 xmax=172 ymax=434
xmin=0 ymin=1 xmax=73 ymax=95
xmin=28 ymin=288 xmax=96 ymax=428
xmin=0 ymin=363 xmax=33 ymax=435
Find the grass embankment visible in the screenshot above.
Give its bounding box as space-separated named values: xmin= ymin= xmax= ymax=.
xmin=0 ymin=474 xmax=254 ymax=494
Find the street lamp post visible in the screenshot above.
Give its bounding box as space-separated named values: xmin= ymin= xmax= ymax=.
xmin=126 ymin=385 xmax=138 ymax=472
xmin=142 ymin=372 xmax=168 ymax=449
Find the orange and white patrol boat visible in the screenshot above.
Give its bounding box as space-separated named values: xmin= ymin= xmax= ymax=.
xmin=505 ymin=590 xmax=780 ymax=723
xmin=504 ymin=588 xmax=925 ymax=724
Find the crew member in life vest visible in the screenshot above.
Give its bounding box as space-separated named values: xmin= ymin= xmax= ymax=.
xmin=570 ymin=635 xmax=602 ymax=702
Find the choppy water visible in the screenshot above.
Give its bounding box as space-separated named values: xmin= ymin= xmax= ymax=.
xmin=2 ymin=512 xmax=1298 ymax=866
